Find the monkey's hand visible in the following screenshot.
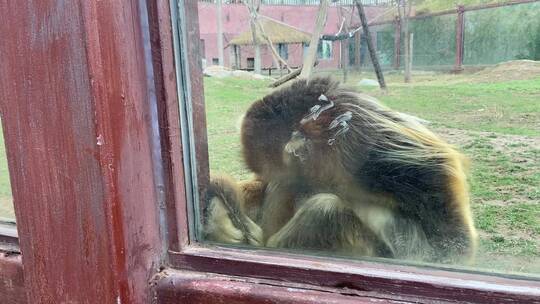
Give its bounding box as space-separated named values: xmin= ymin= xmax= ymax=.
xmin=203 ymin=175 xmax=263 ymax=246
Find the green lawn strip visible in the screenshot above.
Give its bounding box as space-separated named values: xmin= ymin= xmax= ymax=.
xmin=0 ymin=123 xmax=14 ymax=219
xmin=363 ymin=78 xmax=540 ymax=136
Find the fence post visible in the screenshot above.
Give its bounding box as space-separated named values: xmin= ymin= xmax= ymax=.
xmin=354 ymin=31 xmax=362 ymax=71
xmin=393 ymin=15 xmax=401 ymax=70
xmin=454 ymin=5 xmax=465 ymax=72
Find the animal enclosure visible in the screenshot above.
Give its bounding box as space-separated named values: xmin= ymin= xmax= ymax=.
xmin=202 ymin=68 xmax=540 ymax=274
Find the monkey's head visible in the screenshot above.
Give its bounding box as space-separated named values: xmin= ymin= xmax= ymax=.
xmin=240 ymin=77 xmax=341 ymax=180
xmin=240 ymin=76 xmax=387 ymax=181
xmin=240 ymin=76 xmax=444 ymax=183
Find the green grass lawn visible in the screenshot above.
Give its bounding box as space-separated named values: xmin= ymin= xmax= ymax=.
xmin=203 ymin=71 xmax=540 ymax=274
xmin=0 ymin=123 xmax=14 ymax=220
xmin=205 ymin=77 xmax=274 ymax=179
xmin=362 ymin=77 xmax=540 ymax=136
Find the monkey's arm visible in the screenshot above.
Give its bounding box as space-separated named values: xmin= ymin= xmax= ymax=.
xmin=266 ymin=193 xmax=390 ymax=257
xmin=238 ymin=179 xmax=266 ymax=221
xmin=204 ymin=175 xmax=266 ymax=246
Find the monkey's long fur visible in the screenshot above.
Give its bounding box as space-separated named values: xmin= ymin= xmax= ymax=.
xmin=204 ymin=76 xmax=478 ymax=264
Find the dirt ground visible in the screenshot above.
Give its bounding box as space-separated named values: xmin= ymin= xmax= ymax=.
xmin=473 ymin=60 xmax=540 ymax=82
xmin=436 ymin=126 xmax=540 ymax=156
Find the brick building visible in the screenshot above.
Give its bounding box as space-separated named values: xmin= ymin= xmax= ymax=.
xmin=198 ymin=2 xmax=389 ymax=71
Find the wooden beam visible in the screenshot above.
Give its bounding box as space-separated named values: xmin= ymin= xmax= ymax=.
xmin=393 ymin=15 xmax=401 ymax=70
xmin=355 ymin=0 xmax=387 ymax=90
xmin=0 ymin=1 xmax=165 ymax=302
xmin=454 ymin=5 xmax=465 ymax=72
xmin=270 ymin=66 xmax=302 ymax=87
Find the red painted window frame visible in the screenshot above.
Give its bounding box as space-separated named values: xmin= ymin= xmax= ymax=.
xmin=0 ymin=0 xmax=167 ymax=302
xmin=0 ymin=0 xmax=538 ymax=303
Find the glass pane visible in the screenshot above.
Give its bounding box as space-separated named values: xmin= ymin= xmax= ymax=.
xmin=186 ymin=1 xmax=540 ymax=276
xmin=0 ymin=120 xmax=14 ymax=220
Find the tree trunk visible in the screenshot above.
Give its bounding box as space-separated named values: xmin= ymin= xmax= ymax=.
xmin=254 ymin=19 xmax=291 ymax=72
xmin=299 ymin=0 xmax=329 ymax=79
xmin=245 ymin=0 xmax=262 ymax=74
xmin=271 ymin=66 xmax=303 ymax=87
xmin=405 ymin=33 xmax=413 ymax=83
xmin=393 ymin=15 xmax=401 ymax=70
xmin=250 ymin=21 xmax=261 ymax=74
xmin=217 ymin=0 xmax=224 ymax=66
xmin=355 ymin=0 xmax=386 ymax=90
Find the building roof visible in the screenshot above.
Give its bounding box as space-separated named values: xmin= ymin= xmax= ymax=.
xmin=228 ymin=16 xmax=311 ymax=46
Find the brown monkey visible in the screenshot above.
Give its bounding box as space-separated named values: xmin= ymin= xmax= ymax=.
xmin=204 ymin=76 xmax=477 ymax=264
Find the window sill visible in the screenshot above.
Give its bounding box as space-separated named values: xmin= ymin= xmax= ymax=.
xmin=168 ymin=244 xmax=540 ymax=303
xmin=155 ymin=268 xmax=410 ymax=304
xmin=0 ymin=219 xmax=18 ymax=253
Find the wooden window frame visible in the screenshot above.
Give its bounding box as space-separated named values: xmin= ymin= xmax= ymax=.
xmin=0 ymin=219 xmax=18 ymax=250
xmin=0 ymin=0 xmax=538 ymax=303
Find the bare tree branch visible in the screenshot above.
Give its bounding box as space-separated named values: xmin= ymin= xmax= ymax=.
xmin=242 ymin=0 xmax=292 ymax=73
xmin=355 ymin=0 xmax=387 ymax=90
xmin=300 ymin=0 xmax=330 ymax=79
xmin=254 ymin=19 xmax=292 ymax=72
xmin=243 ymin=0 xmax=262 ymax=74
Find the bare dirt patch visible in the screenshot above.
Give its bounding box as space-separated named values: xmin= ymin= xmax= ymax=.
xmin=435 ymin=126 xmax=540 ymax=153
xmin=433 ymin=127 xmax=476 ymax=147
xmin=473 ymin=60 xmax=540 ymax=82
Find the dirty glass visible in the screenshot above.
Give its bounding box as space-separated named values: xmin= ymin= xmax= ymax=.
xmin=186 ymin=1 xmax=540 ymax=277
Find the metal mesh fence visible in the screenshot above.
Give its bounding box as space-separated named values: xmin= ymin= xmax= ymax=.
xmin=372 ymin=23 xmax=395 ymax=68
xmin=358 ymin=1 xmax=540 ymax=70
xmin=361 ymin=14 xmax=458 ymax=70
xmin=407 ymin=14 xmax=457 ymax=67
xmin=463 ymin=2 xmax=540 ymax=65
